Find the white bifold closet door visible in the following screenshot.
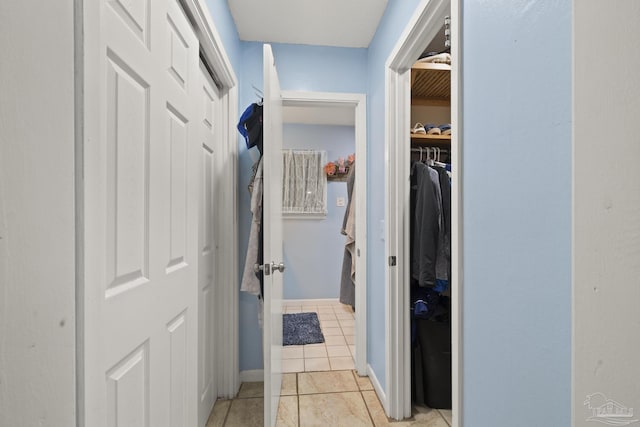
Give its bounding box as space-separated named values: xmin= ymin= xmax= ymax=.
xmin=82 ymin=0 xmax=204 ymax=425
xmin=198 ymin=61 xmax=220 ymax=426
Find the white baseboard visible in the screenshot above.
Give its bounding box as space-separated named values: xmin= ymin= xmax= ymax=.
xmin=367 ymin=364 xmax=387 ymax=413
xmin=283 ymin=298 xmax=340 ymax=306
xmin=239 ymin=369 xmax=264 ymax=383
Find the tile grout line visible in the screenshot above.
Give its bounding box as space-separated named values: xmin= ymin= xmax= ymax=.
xmin=359 ymin=390 xmax=377 ymax=427
xmin=221 ymin=399 xmax=232 ymax=427
xmin=439 ymin=409 xmax=452 ymax=427
xmin=296 ymin=373 xmax=301 ymax=427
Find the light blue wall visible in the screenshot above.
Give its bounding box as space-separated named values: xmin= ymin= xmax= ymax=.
xmin=461 ymin=1 xmax=571 ymax=425
xmin=204 ymin=0 xmax=241 ymax=72
xmin=367 ymin=1 xmax=571 ymax=424
xmin=366 ymin=0 xmax=423 ymax=393
xmin=238 ymin=42 xmax=367 ymax=371
xmin=282 ymin=124 xmax=354 ymax=300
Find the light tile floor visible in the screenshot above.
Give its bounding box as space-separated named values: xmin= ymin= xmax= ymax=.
xmin=282 ymin=300 xmax=356 ymax=373
xmin=206 ymin=370 xmax=452 ymax=427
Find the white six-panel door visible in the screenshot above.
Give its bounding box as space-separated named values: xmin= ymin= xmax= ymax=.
xmin=83 ymin=0 xmax=202 ymax=425
xmin=198 ymin=61 xmax=220 ymax=426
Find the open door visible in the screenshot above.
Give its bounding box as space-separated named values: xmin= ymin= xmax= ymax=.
xmin=262 ymin=43 xmax=285 ymax=427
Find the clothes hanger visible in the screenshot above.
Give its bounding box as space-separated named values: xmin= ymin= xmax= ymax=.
xmin=425 ymin=147 xmax=435 ymax=166
xmin=252 ymin=84 xmax=264 ymax=105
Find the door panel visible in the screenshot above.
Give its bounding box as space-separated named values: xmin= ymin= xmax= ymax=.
xmin=198 ymin=62 xmax=220 ymax=426
xmin=104 ymin=50 xmax=150 ymax=297
xmin=262 ymin=43 xmax=284 ymax=427
xmin=167 ymin=312 xmax=188 ymax=427
xmin=105 ymin=341 xmax=149 ymax=427
xmin=84 ymin=0 xmax=200 ymax=425
xmin=166 ymin=105 xmax=188 ymax=272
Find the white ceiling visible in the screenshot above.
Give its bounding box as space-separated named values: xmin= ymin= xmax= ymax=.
xmin=227 ymin=0 xmax=388 ymax=48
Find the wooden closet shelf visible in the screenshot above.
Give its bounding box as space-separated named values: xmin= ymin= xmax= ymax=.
xmin=410 ymin=134 xmax=451 ymax=147
xmin=411 ymin=62 xmax=451 ymax=105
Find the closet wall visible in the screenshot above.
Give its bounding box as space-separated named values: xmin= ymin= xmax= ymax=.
xmin=411 ymin=62 xmax=451 ymax=141
xmin=282 ymin=124 xmax=355 ymax=300
xmin=409 ymin=58 xmax=452 ymax=410
xmin=411 ymin=106 xmax=450 ymax=130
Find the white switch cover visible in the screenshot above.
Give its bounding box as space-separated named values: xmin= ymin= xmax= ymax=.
xmin=336 ymin=197 xmax=346 ymax=207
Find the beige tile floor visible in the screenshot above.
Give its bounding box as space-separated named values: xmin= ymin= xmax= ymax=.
xmin=282 ymin=300 xmax=356 ymax=373
xmin=206 ymin=370 xmax=452 ymax=427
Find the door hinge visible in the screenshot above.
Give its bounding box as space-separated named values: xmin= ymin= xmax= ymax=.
xmin=444 ymin=16 xmax=451 ymax=48
xmin=388 ymin=256 xmax=397 ymax=267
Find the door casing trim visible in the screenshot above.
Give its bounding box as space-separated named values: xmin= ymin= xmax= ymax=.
xmin=383 ymin=0 xmax=462 ymax=424
xmin=281 ymin=90 xmax=368 ymax=375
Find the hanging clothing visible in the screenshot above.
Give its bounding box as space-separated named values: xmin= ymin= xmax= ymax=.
xmin=435 ymin=166 xmax=451 ymax=293
xmin=411 ymin=162 xmax=439 ymax=287
xmin=237 ymin=103 xmax=263 ymax=154
xmin=410 ymin=161 xmax=452 ymax=352
xmin=428 ymin=167 xmax=448 ymax=283
xmin=339 ymin=162 xmax=356 ymax=307
xmin=241 ymin=158 xmax=263 ymax=297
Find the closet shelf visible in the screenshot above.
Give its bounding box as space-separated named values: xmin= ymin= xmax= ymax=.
xmin=411 ymin=62 xmax=451 ymax=106
xmin=410 ymin=134 xmax=451 ymax=147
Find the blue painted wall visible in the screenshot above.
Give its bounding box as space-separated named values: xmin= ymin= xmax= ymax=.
xmin=461 ymin=1 xmax=571 ymax=425
xmin=237 ymin=42 xmax=367 ymax=371
xmin=366 ymin=0 xmax=423 ymax=393
xmin=204 ymin=0 xmax=241 ymax=72
xmin=367 ymin=1 xmax=571 ymax=424
xmin=282 ymin=124 xmax=354 ymax=300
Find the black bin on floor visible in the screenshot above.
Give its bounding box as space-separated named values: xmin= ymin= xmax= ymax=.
xmin=415 ymin=318 xmax=451 ymax=409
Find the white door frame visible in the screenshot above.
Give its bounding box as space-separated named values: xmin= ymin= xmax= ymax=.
xmin=75 ymin=1 xmax=239 ymax=423
xmin=281 ymin=90 xmax=368 ymax=375
xmin=384 ymin=0 xmax=461 ymax=423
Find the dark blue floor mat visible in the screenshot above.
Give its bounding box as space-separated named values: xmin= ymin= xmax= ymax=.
xmin=283 ymin=312 xmax=325 ymax=346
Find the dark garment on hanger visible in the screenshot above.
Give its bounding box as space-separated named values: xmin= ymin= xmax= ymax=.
xmin=340 ymin=162 xmax=356 ymax=308
xmin=434 ymin=166 xmax=451 ymax=284
xmin=411 ymin=162 xmax=439 ymax=287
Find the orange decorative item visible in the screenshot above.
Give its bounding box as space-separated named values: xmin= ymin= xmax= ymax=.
xmin=324 ymin=161 xmax=336 ymax=176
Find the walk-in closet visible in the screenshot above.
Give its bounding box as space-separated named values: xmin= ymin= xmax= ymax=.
xmin=409 ymin=25 xmax=453 ymax=420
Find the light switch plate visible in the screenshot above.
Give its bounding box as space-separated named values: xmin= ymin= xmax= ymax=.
xmin=336 ymin=197 xmax=346 ymax=207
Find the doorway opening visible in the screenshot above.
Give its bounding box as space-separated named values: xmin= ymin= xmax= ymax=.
xmin=279 ymin=91 xmax=368 ymax=376
xmin=384 ymin=0 xmax=460 ymax=425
